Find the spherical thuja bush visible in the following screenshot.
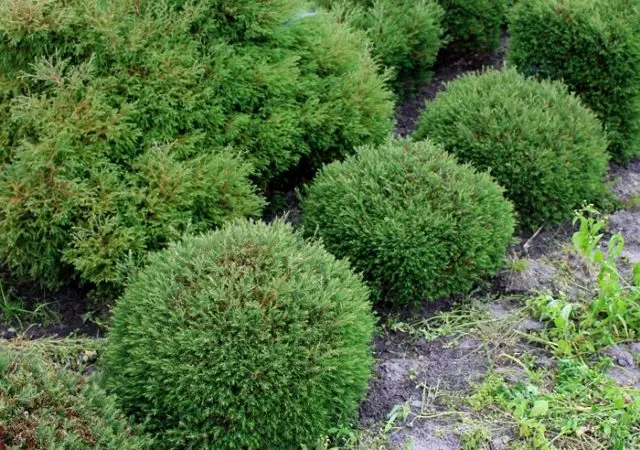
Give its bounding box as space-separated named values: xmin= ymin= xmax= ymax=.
xmin=105 ymin=220 xmax=375 ymax=449
xmin=414 ymin=69 xmax=609 ymax=228
xmin=302 ymin=138 xmax=515 ymax=305
xmin=509 ymin=0 xmax=640 ymax=163
xmin=0 ymin=0 xmax=394 ymax=295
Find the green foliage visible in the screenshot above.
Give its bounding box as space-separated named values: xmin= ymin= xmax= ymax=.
xmin=437 ymin=0 xmax=507 ymax=53
xmin=509 ymin=0 xmax=640 ymax=163
xmin=320 ymin=0 xmax=445 ymax=86
xmin=470 ymin=360 xmax=640 ymax=449
xmin=0 ymin=0 xmax=394 ymax=295
xmin=414 ymin=69 xmax=609 ymax=228
xmin=0 ymin=347 xmax=152 ymax=449
xmin=529 ymin=206 xmax=640 ymax=356
xmin=302 ymin=138 xmax=515 ymax=305
xmin=104 ymin=219 xmax=375 ymax=449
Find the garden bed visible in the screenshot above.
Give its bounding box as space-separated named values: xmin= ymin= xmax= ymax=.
xmin=1 ymin=1 xmax=640 ymax=447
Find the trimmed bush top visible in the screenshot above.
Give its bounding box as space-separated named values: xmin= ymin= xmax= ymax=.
xmin=415 ymin=68 xmax=609 ymax=228
xmin=303 ymin=137 xmax=515 ymax=304
xmin=509 ymin=0 xmax=640 ymax=163
xmin=105 ymin=219 xmax=375 ymax=449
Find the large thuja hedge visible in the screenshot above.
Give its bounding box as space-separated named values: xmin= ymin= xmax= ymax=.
xmin=105 ymin=220 xmax=375 ymax=449
xmin=0 ymin=0 xmax=394 ymax=295
xmin=509 ymin=0 xmax=640 ymax=163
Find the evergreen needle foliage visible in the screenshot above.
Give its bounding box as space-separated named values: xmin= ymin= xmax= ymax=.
xmin=437 ymin=0 xmax=507 ymax=54
xmin=302 ymin=138 xmax=515 ymax=305
xmin=509 ymin=0 xmax=640 ymax=163
xmin=0 ymin=0 xmax=394 ymax=296
xmin=414 ymin=69 xmax=609 ymax=228
xmin=0 ymin=347 xmax=152 ymax=449
xmin=318 ymin=0 xmax=445 ymax=86
xmin=105 ymin=219 xmax=375 ymax=449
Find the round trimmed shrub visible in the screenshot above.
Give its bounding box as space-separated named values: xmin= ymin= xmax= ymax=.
xmin=105 ymin=219 xmax=375 ymax=449
xmin=0 ymin=348 xmax=152 ymax=449
xmin=0 ymin=0 xmax=394 ymax=295
xmin=509 ymin=0 xmax=640 ymax=163
xmin=302 ymin=138 xmax=515 ymax=305
xmin=414 ymin=69 xmax=609 ymax=228
xmin=318 ymin=0 xmax=445 ymax=86
xmin=437 ymin=0 xmax=507 ymax=54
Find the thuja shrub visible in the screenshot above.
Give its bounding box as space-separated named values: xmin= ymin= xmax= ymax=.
xmin=0 ymin=0 xmax=394 ymax=295
xmin=0 ymin=348 xmax=152 ymax=449
xmin=319 ymin=0 xmax=445 ymax=86
xmin=0 ymin=63 xmax=264 ymax=294
xmin=302 ymin=138 xmax=515 ymax=305
xmin=0 ymin=0 xmax=394 ymax=178
xmin=509 ymin=0 xmax=640 ymax=163
xmin=437 ymin=0 xmax=507 ymax=54
xmin=105 ymin=220 xmax=375 ymax=449
xmin=414 ymin=69 xmax=609 ymax=228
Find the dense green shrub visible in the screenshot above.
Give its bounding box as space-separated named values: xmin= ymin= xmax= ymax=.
xmin=0 ymin=0 xmax=394 ymax=295
xmin=509 ymin=0 xmax=640 ymax=163
xmin=317 ymin=0 xmax=445 ymax=86
xmin=437 ymin=0 xmax=507 ymax=54
xmin=302 ymin=138 xmax=515 ymax=305
xmin=414 ymin=69 xmax=609 ymax=228
xmin=105 ymin=219 xmax=375 ymax=449
xmin=0 ymin=347 xmax=152 ymax=449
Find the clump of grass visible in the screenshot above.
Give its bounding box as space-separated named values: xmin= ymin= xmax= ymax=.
xmin=0 ymin=282 xmax=59 ymax=328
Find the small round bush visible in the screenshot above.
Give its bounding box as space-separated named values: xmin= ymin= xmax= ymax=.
xmin=105 ymin=220 xmax=375 ymax=449
xmin=0 ymin=348 xmax=151 ymax=449
xmin=509 ymin=0 xmax=640 ymax=163
xmin=437 ymin=0 xmax=507 ymax=54
xmin=414 ymin=69 xmax=609 ymax=228
xmin=302 ymin=138 xmax=515 ymax=305
xmin=321 ymin=0 xmax=445 ymax=86
xmin=0 ymin=0 xmax=394 ymax=295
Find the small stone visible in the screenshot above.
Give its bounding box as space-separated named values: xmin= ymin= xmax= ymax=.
xmin=602 ymin=346 xmax=636 ymax=368
xmin=491 ymin=436 xmax=508 ymax=450
xmin=80 ymin=350 xmax=98 ymax=363
xmin=629 ymin=342 xmax=640 ymax=355
xmin=515 ymin=318 xmax=545 ymax=332
xmin=1 ymin=327 xmax=17 ymax=340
